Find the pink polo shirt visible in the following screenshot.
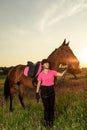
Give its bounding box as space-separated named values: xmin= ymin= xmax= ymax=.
xmin=37 ymin=70 xmax=57 ymax=86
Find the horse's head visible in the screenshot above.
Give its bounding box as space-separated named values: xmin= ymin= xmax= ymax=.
xmin=47 ymin=39 xmax=81 ymax=77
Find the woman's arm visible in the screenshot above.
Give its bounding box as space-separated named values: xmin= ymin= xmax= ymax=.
xmin=36 ymin=80 xmax=41 ymax=93
xmin=56 ymin=69 xmax=67 ymax=77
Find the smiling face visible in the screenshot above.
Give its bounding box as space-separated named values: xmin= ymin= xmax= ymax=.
xmin=42 ymin=62 xmax=50 ymax=69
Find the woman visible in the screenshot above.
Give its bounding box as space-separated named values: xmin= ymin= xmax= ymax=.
xmin=36 ymin=59 xmax=67 ymax=128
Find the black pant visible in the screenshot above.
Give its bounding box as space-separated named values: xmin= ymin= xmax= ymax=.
xmin=40 ymin=86 xmax=55 ymax=125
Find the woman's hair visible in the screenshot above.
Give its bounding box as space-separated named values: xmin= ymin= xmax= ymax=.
xmin=41 ymin=59 xmax=50 ymax=65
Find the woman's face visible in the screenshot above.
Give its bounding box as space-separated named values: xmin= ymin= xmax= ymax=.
xmin=43 ymin=62 xmax=50 ymax=69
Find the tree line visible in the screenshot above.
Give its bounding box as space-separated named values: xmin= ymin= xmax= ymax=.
xmin=0 ymin=67 xmax=13 ymax=75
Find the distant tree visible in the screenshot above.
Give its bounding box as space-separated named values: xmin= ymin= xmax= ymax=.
xmin=0 ymin=67 xmax=12 ymax=75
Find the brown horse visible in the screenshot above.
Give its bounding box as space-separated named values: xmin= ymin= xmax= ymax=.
xmin=4 ymin=39 xmax=80 ymax=111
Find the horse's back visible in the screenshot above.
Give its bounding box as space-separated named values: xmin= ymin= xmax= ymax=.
xmin=8 ymin=65 xmax=25 ymax=83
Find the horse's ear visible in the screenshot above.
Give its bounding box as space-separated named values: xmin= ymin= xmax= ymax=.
xmin=62 ymin=38 xmax=66 ymax=46
xmin=66 ymin=41 xmax=70 ymax=46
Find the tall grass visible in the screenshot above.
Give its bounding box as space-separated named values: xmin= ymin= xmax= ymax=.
xmin=55 ymin=92 xmax=87 ymax=130
xmin=2 ymin=99 xmax=44 ymax=130
xmin=0 ymin=75 xmax=87 ymax=130
xmin=1 ymin=90 xmax=87 ymax=130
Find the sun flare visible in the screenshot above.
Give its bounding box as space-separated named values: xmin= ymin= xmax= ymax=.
xmin=78 ymin=48 xmax=87 ymax=67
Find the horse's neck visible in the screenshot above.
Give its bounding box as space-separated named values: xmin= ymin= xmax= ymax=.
xmin=51 ymin=64 xmax=59 ymax=71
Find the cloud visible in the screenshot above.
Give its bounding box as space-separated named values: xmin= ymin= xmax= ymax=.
xmin=38 ymin=3 xmax=58 ymax=32
xmin=38 ymin=0 xmax=87 ymax=32
xmin=67 ymin=0 xmax=87 ymax=16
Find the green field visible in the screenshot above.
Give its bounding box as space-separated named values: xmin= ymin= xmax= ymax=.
xmin=0 ymin=71 xmax=87 ymax=130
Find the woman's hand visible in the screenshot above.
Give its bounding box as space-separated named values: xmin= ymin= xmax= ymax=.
xmin=62 ymin=68 xmax=68 ymax=75
xmin=36 ymin=92 xmax=40 ymax=103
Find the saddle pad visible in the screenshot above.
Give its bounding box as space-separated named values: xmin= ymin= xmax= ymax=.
xmin=24 ymin=66 xmax=29 ymax=76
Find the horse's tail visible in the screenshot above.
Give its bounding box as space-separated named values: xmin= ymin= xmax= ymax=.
xmin=4 ymin=76 xmax=10 ymax=100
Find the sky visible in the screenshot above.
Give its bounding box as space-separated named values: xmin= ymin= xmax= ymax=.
xmin=0 ymin=0 xmax=87 ymax=68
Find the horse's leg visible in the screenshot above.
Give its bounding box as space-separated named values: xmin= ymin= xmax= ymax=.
xmin=19 ymin=95 xmax=25 ymax=109
xmin=9 ymin=86 xmax=14 ymax=112
xmin=70 ymin=72 xmax=77 ymax=79
xmin=68 ymin=69 xmax=77 ymax=79
xmin=18 ymin=84 xmax=25 ymax=109
xmin=9 ymin=94 xmax=13 ymax=112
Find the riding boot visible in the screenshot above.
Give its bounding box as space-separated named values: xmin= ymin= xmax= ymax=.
xmin=46 ymin=121 xmax=50 ymax=130
xmin=46 ymin=125 xmax=50 ymax=130
xmin=49 ymin=120 xmax=53 ymax=128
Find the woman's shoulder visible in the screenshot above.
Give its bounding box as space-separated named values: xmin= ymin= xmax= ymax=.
xmin=38 ymin=71 xmax=44 ymax=75
xmin=49 ymin=69 xmax=57 ymax=72
xmin=49 ymin=69 xmax=58 ymax=75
